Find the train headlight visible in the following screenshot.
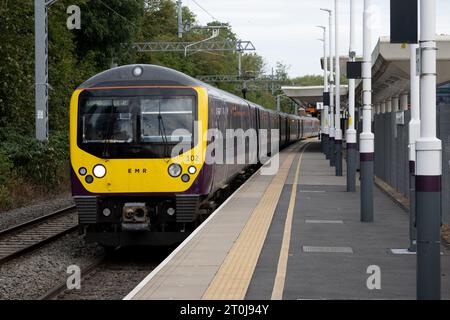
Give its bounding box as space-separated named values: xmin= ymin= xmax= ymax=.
xmin=132 ymin=66 xmax=143 ymax=77
xmin=181 ymin=174 xmax=190 ymax=183
xmin=93 ymin=164 xmax=107 ymax=178
xmin=167 ymin=207 xmax=175 ymax=216
xmin=168 ymin=164 xmax=182 ymax=178
xmin=79 ymin=167 xmax=87 ymax=176
xmin=103 ymin=208 xmax=112 ymax=217
xmin=188 ymin=166 xmax=197 ymax=175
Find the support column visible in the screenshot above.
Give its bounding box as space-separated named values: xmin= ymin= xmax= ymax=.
xmin=319 ymin=26 xmax=329 ymax=157
xmin=416 ymin=0 xmax=441 ymax=300
xmin=329 ymin=10 xmax=335 ymax=166
xmin=334 ymin=0 xmax=343 ymax=176
xmin=393 ymin=97 xmax=399 ymax=113
xmin=347 ymin=0 xmax=357 ymax=191
xmin=35 ymin=0 xmax=49 ymax=142
xmin=392 ymin=97 xmax=399 ymax=142
xmin=360 ymin=0 xmax=374 ymax=222
xmin=401 ymin=93 xmax=409 ymax=112
xmin=386 ymin=98 xmax=392 ymax=113
xmin=408 ymin=45 xmax=420 ymax=256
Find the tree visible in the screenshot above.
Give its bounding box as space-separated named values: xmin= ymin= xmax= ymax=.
xmin=73 ymin=0 xmax=144 ymax=69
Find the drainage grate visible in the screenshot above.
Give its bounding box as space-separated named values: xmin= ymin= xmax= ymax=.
xmin=305 ymin=220 xmax=344 ymax=224
xmin=302 ymin=246 xmax=353 ymax=254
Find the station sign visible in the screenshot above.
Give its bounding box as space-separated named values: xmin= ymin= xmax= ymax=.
xmin=323 ymin=92 xmax=330 ymax=106
xmin=390 ymin=0 xmax=418 ymax=44
xmin=347 ymin=61 xmax=362 ymax=79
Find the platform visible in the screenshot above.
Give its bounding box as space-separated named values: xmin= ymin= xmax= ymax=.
xmin=125 ymin=141 xmax=450 ymax=300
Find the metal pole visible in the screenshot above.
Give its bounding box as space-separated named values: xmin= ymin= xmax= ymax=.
xmin=177 ymin=0 xmax=183 ymax=39
xmin=401 ymin=93 xmax=409 ymax=111
xmin=238 ymin=50 xmax=242 ymax=77
xmin=271 ymin=68 xmax=275 ymax=95
xmin=416 ymin=0 xmax=441 ymax=300
xmin=409 ymin=44 xmax=420 ymax=253
xmin=323 ymin=8 xmax=335 ymax=166
xmin=393 ymin=97 xmax=399 ymax=112
xmin=277 ymin=95 xmax=281 ymax=112
xmin=334 ymin=0 xmax=342 ymax=176
xmin=347 ymin=0 xmax=357 ymax=191
xmin=386 ymin=98 xmax=392 ymax=113
xmin=34 ymin=0 xmax=49 ymax=142
xmin=392 ymin=97 xmax=399 ymax=141
xmin=318 ymin=27 xmax=328 ymax=156
xmin=323 ymin=28 xmax=330 ymax=159
xmin=360 ymin=0 xmax=374 ymax=222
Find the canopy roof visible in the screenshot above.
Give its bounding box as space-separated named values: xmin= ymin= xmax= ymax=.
xmin=356 ymin=35 xmax=450 ymax=104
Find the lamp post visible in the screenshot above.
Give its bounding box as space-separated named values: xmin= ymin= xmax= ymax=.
xmin=416 ymin=0 xmax=441 ymax=300
xmin=347 ymin=0 xmax=357 ymax=191
xmin=317 ymin=26 xmax=329 ymax=156
xmin=334 ymin=0 xmax=343 ymax=176
xmin=360 ymin=0 xmax=374 ymax=222
xmin=321 ymin=8 xmax=334 ymax=165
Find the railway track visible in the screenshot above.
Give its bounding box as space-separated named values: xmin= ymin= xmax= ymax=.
xmin=41 ymin=247 xmax=170 ymax=300
xmin=0 ymin=206 xmax=78 ymax=263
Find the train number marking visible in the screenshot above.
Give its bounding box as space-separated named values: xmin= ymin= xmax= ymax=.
xmin=185 ymin=155 xmax=200 ymax=163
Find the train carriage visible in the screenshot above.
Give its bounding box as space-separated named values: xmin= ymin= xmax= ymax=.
xmin=70 ymin=65 xmax=319 ymax=247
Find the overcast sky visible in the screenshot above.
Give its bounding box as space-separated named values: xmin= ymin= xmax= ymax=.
xmin=185 ymin=0 xmax=450 ymax=77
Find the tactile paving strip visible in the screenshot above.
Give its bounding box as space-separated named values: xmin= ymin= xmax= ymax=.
xmin=202 ymin=147 xmax=302 ymax=300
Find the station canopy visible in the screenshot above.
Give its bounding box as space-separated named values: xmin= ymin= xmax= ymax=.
xmin=282 ymin=85 xmax=349 ymax=108
xmin=356 ymin=35 xmax=450 ymax=104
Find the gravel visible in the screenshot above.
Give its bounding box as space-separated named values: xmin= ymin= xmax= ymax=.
xmin=54 ymin=247 xmax=170 ymax=300
xmin=0 ymin=193 xmax=74 ymax=231
xmin=0 ymin=194 xmax=172 ymax=300
xmin=0 ymin=231 xmax=104 ymax=300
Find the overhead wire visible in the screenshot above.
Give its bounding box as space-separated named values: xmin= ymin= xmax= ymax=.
xmin=191 ymin=0 xmax=220 ymax=22
xmin=96 ymin=0 xmax=153 ymax=38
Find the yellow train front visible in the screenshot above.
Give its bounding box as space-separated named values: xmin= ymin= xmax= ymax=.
xmin=70 ymin=64 xmax=319 ymax=247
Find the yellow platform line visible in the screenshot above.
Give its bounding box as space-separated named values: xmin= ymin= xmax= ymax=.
xmin=202 ymin=143 xmax=306 ymax=300
xmin=271 ymin=143 xmax=308 ymax=300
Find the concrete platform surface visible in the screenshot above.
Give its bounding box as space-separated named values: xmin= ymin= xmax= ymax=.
xmin=125 ymin=140 xmax=450 ymax=300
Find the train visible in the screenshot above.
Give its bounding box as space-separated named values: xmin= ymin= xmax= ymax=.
xmin=69 ymin=64 xmax=319 ymax=247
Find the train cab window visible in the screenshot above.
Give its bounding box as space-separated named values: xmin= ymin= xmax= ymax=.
xmin=140 ymin=97 xmax=194 ymax=144
xmin=82 ymin=99 xmax=133 ymax=144
xmin=78 ymin=90 xmax=197 ymax=159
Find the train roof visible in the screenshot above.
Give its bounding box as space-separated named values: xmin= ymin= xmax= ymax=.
xmin=77 ymin=64 xmax=310 ymax=121
xmin=78 ymin=64 xmax=204 ymax=89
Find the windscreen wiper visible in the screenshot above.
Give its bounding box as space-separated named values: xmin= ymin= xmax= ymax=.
xmin=158 ymin=113 xmax=170 ymax=160
xmin=102 ymin=104 xmax=115 ymax=158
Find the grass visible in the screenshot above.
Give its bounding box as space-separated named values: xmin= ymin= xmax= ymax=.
xmin=0 ymin=167 xmax=71 ymax=213
xmin=443 ymin=224 xmax=450 ymax=248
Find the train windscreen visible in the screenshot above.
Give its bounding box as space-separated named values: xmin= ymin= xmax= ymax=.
xmin=78 ymin=93 xmax=196 ymax=159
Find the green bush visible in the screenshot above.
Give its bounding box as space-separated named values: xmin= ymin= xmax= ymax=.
xmin=0 ymin=151 xmax=13 ymax=185
xmin=0 ymin=151 xmax=13 ymax=210
xmin=0 ymin=130 xmax=69 ymax=189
